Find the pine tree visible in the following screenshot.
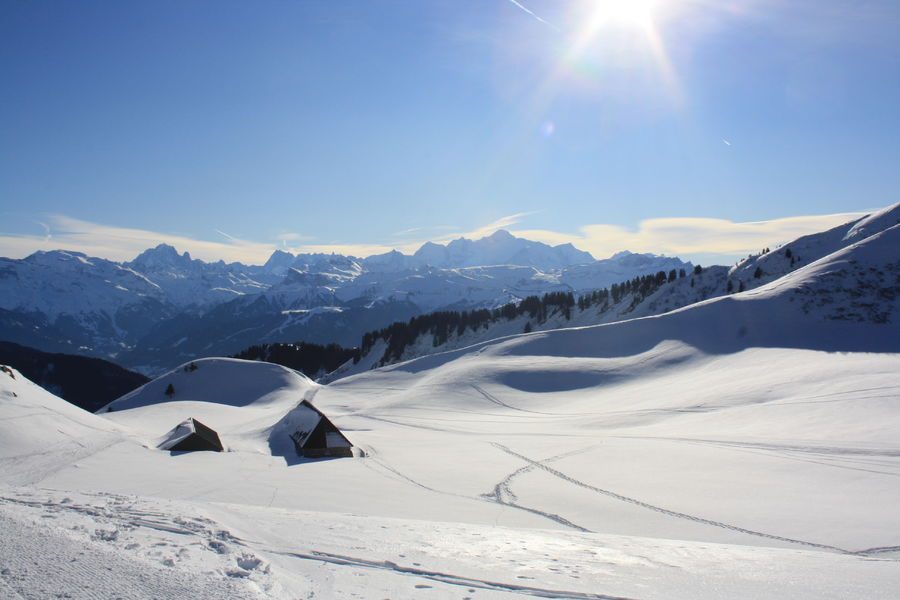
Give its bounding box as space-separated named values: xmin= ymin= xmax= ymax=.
xmin=165 ymin=383 xmax=175 ymax=397
xmin=523 ymin=321 xmax=532 ymax=333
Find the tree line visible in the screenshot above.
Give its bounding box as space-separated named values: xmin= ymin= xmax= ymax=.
xmin=232 ymin=342 xmax=359 ymax=378
xmin=233 ymin=267 xmax=694 ymax=374
xmin=360 ymin=268 xmax=688 ymax=364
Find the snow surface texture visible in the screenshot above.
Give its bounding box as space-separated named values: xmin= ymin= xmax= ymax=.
xmin=0 ymin=209 xmax=900 ymax=599
xmin=1 ymin=209 xmax=899 ymax=598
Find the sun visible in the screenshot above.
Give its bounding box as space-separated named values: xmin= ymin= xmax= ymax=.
xmin=565 ymin=0 xmax=671 ymax=67
xmin=550 ymin=0 xmax=682 ymax=104
xmin=587 ymin=0 xmax=662 ymax=32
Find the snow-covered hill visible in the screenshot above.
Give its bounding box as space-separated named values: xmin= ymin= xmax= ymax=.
xmin=0 ymin=365 xmax=128 ymax=486
xmin=2 ymin=220 xmax=898 ymax=597
xmin=729 ymin=202 xmax=900 ymax=290
xmin=336 ymin=204 xmax=900 ymax=376
xmin=100 ymin=358 xmax=327 ymax=461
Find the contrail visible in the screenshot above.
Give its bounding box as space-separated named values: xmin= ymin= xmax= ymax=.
xmin=214 ymin=229 xmax=241 ymax=244
xmin=504 ymin=0 xmax=558 ymax=30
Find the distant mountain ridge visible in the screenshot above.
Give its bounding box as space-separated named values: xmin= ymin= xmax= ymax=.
xmin=0 ymin=229 xmax=688 ymax=373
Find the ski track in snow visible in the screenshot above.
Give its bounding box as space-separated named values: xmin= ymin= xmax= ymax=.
xmin=470 ymin=383 xmax=567 ymax=416
xmin=482 ymin=445 xmax=598 ymax=532
xmin=492 ymin=443 xmax=900 ymax=556
xmin=363 ymin=443 xmax=593 ymax=531
xmin=620 ymin=435 xmax=900 ymax=477
xmin=622 ymin=435 xmax=900 ymax=458
xmin=269 ymin=549 xmax=638 ymax=600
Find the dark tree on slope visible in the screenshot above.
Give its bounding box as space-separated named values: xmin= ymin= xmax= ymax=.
xmin=0 ymin=341 xmax=149 ymax=412
xmin=232 ymin=342 xmax=358 ymax=378
xmin=165 ymin=383 xmax=175 ymax=397
xmin=360 ymin=271 xmax=678 ymax=367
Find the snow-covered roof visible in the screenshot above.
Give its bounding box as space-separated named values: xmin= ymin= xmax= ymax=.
xmin=157 ymin=418 xmax=199 ymax=451
xmin=284 ymin=403 xmax=323 ymax=449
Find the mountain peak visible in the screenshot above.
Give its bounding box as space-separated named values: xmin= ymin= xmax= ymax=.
xmin=486 ymin=229 xmax=515 ymax=240
xmin=264 ymin=249 xmax=295 ymax=272
xmin=130 ymin=244 xmax=192 ymax=268
xmin=410 ymin=229 xmax=593 ymax=269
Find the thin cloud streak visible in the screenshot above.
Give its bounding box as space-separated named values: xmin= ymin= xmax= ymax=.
xmin=0 ymin=215 xmax=280 ymax=264
xmin=503 ymin=0 xmax=558 ymax=30
xmin=511 ymin=211 xmax=867 ymax=262
xmin=297 ymin=212 xmax=537 ymax=256
xmin=0 ymin=210 xmax=869 ymax=266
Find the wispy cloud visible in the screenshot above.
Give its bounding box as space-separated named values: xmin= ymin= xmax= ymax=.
xmin=0 ymin=210 xmax=870 ymax=266
xmin=391 ymin=225 xmax=456 ymax=238
xmin=511 ymin=211 xmax=867 ymax=262
xmin=274 ymin=232 xmax=315 ymax=243
xmin=294 ymin=212 xmax=536 ymax=257
xmin=434 ymin=211 xmax=536 ymax=243
xmin=0 ymin=215 xmax=280 ymax=264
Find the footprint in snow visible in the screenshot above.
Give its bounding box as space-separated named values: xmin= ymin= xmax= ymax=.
xmin=225 ymin=568 xmax=250 ymax=578
xmin=236 ymin=554 xmax=268 ymax=573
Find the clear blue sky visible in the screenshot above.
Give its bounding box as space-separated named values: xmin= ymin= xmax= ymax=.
xmin=1 ymin=0 xmax=898 ymax=263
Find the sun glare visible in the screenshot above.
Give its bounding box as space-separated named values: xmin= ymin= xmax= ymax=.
xmin=560 ymin=0 xmax=680 ymax=99
xmin=590 ymin=0 xmax=661 ymax=30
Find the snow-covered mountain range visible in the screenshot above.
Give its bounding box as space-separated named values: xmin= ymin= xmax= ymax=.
xmin=0 ymin=230 xmax=689 ymax=372
xmin=1 ymin=203 xmax=898 ymax=597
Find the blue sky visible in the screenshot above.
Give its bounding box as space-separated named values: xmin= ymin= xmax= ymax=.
xmin=1 ymin=0 xmax=898 ymax=264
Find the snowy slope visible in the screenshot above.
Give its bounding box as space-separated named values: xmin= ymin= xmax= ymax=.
xmin=0 ymin=365 xmax=128 ymax=486
xmin=3 ymin=319 xmax=900 ymax=598
xmin=729 ymin=201 xmax=900 ymax=290
xmin=1 ymin=212 xmax=899 ymax=598
xmin=101 ymin=358 xmax=321 ymax=459
xmin=338 ymin=206 xmax=899 ymax=377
